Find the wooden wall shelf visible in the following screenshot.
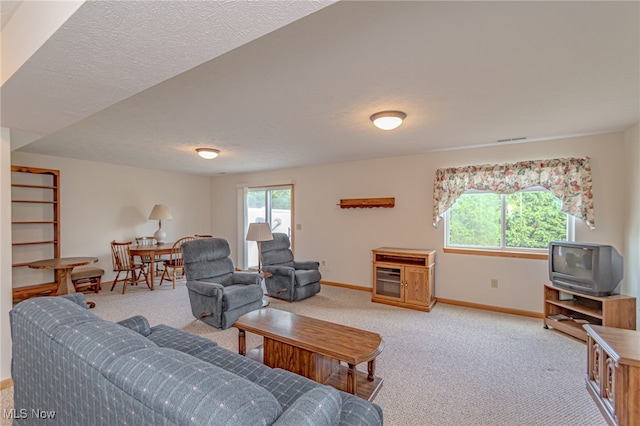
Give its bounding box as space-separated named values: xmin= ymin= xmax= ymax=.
xmin=339 ymin=197 xmax=395 ymax=209
xmin=11 ymin=166 xmax=61 ymax=302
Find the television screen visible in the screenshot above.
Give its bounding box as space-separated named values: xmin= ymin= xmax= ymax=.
xmin=552 ymin=246 xmax=593 ymax=280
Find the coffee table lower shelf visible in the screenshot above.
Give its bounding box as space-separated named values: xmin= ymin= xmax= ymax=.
xmin=324 ymin=365 xmax=384 ymax=402
xmin=246 ymin=345 xmax=383 ymax=402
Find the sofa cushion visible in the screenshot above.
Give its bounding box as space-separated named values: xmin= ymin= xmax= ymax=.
xmin=295 ymin=269 xmax=322 ymax=287
xmin=222 ymin=284 xmax=264 ymax=311
xmin=182 ymin=238 xmax=235 ymax=282
xmin=70 ymin=267 xmax=105 ymax=280
xmin=104 ymin=347 xmax=282 ymax=425
xmin=273 ymin=386 xmax=341 ymax=426
xmin=256 ymin=368 xmax=321 ymax=410
xmin=147 ymin=324 xmax=218 ymax=355
xmin=204 ymin=270 xmax=235 ymax=286
xmin=53 ymin=320 xmax=157 ymax=373
xmin=264 ymin=251 xmax=295 ymax=268
xmin=189 ymin=345 xmax=273 ymax=383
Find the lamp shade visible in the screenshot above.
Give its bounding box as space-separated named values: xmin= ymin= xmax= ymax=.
xmin=370 ymin=110 xmax=407 ymax=130
xmin=246 ymin=222 xmax=273 ymax=242
xmin=148 ymin=204 xmax=173 ymax=220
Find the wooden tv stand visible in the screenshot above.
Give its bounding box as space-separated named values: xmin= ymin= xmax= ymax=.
xmin=372 ymin=248 xmax=436 ymax=312
xmin=543 ymin=284 xmax=636 ymax=341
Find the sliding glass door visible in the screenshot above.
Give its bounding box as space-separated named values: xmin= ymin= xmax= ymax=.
xmin=244 ymin=185 xmax=293 ymax=269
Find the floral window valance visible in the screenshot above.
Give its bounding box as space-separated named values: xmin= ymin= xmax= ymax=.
xmin=433 ymin=157 xmax=594 ymax=230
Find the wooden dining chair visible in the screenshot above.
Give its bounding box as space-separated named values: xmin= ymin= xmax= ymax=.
xmin=110 ymin=241 xmax=149 ymax=294
xmin=159 ymin=236 xmax=198 ymax=288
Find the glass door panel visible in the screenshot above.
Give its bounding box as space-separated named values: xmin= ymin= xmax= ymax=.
xmin=246 ymin=186 xmax=292 ymax=269
xmin=375 ymin=266 xmax=401 ymax=298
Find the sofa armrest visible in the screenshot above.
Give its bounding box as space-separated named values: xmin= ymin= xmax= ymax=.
xmin=232 ymin=271 xmax=262 ymax=285
xmin=186 ymin=280 xmax=224 ymax=297
xmin=272 ymin=385 xmax=341 ymax=426
xmin=60 ymin=293 xmax=88 ymax=308
xmin=339 ymin=394 xmax=384 ymax=425
xmin=263 ymin=265 xmax=295 ymax=278
xmin=117 ymin=315 xmax=151 ymax=337
xmin=294 ymin=260 xmax=320 ymax=270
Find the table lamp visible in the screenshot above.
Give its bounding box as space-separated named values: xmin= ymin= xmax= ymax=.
xmin=148 ymin=204 xmax=172 ymax=243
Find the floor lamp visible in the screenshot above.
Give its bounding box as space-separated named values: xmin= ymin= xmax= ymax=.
xmin=246 ymin=222 xmax=273 ymax=307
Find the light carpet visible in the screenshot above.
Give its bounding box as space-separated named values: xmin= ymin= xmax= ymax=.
xmin=2 ymin=281 xmax=606 ymax=426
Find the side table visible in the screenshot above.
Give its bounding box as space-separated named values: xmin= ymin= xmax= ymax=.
xmin=28 ymin=257 xmax=99 ymax=308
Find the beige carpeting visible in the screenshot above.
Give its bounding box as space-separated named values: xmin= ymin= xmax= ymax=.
xmin=2 ymin=281 xmax=606 ymax=426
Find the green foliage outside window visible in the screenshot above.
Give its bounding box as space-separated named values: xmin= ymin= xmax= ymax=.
xmin=247 ymin=190 xmax=265 ymax=208
xmin=448 ymin=190 xmax=568 ymax=249
xmin=449 ymin=193 xmax=501 ymax=247
xmin=247 ymin=189 xmax=291 ymax=209
xmin=504 ymin=192 xmax=567 ymax=248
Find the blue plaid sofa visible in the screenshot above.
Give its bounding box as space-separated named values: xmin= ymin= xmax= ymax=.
xmin=10 ymin=294 xmax=383 ymax=425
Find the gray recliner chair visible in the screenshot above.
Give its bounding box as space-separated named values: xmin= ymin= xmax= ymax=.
xmin=182 ymin=238 xmax=263 ymax=329
xmin=260 ymin=233 xmax=321 ymax=301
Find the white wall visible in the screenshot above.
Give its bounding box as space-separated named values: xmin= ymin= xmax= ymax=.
xmin=211 ymin=132 xmax=627 ymax=314
xmin=10 ymin=152 xmax=213 ymax=283
xmin=623 ymin=123 xmax=640 ymax=329
xmin=1 ymin=129 xmax=13 ymax=382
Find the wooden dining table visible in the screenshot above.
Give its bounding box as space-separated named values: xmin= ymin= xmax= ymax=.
xmin=28 ymin=257 xmax=98 ymax=307
xmin=129 ymin=242 xmax=173 ymax=290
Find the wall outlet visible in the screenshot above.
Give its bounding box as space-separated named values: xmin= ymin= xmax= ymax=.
xmin=296 ymin=224 xmax=302 ymax=230
xmin=321 ymin=260 xmax=326 ymax=267
xmin=491 ymin=279 xmax=498 ymax=288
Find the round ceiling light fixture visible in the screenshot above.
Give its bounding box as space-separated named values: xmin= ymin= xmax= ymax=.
xmin=196 ymin=148 xmax=220 ymax=159
xmin=369 ymin=110 xmax=407 ymax=130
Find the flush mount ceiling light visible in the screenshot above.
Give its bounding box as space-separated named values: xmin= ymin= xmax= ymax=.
xmin=369 ymin=110 xmax=407 ymax=130
xmin=196 ymin=148 xmax=220 ymax=159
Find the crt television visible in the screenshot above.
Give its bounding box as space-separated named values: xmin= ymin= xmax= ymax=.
xmin=548 ymin=241 xmax=623 ymax=297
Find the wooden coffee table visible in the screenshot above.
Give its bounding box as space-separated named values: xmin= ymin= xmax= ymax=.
xmin=234 ymin=308 xmax=384 ymax=401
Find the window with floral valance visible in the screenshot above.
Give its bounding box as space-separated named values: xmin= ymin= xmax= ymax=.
xmin=432 ymin=157 xmax=594 ymax=230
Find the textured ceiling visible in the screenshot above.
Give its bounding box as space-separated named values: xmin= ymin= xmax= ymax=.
xmin=2 ymin=0 xmax=331 ymax=138
xmin=3 ymin=1 xmax=639 ymax=176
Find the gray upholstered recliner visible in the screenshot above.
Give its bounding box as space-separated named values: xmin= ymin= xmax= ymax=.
xmin=182 ymin=238 xmax=263 ymax=329
xmin=261 ymin=233 xmax=321 ymax=301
